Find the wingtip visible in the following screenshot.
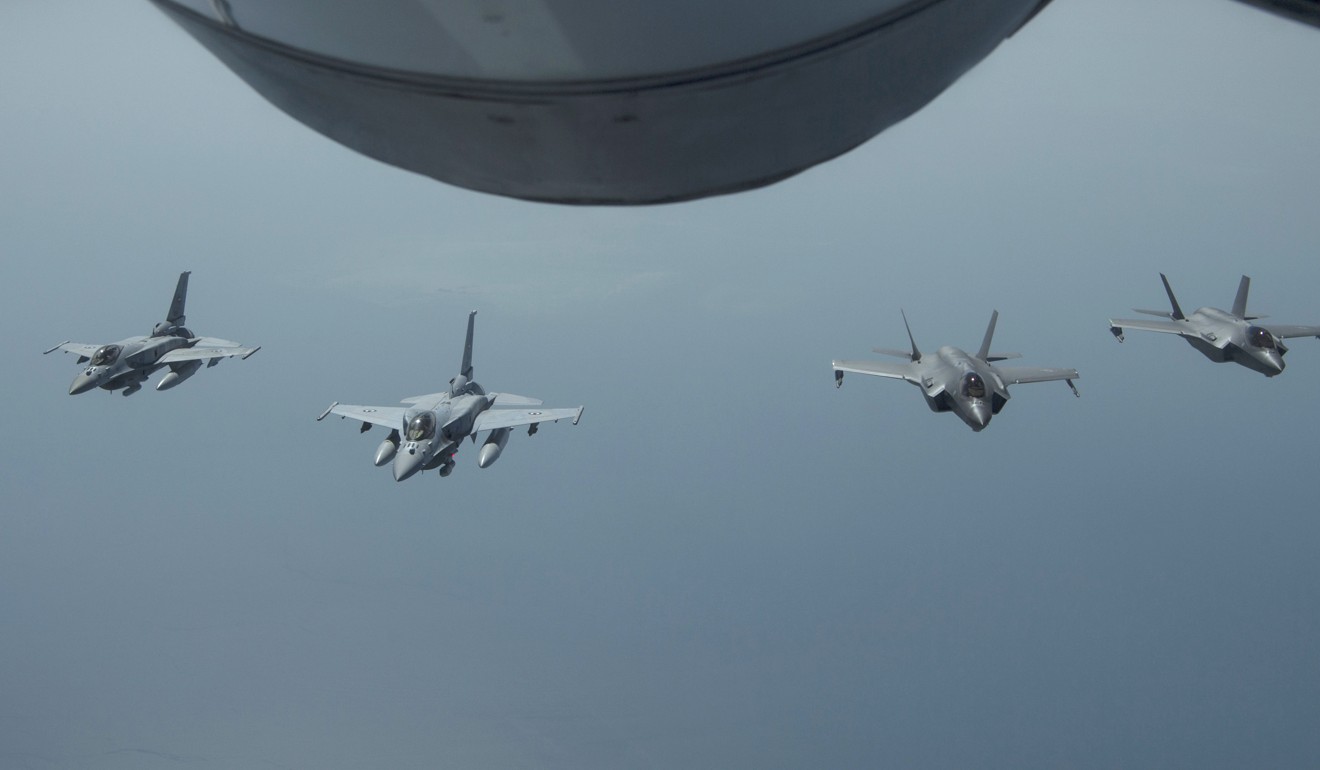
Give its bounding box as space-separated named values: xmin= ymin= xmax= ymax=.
xmin=316 ymin=401 xmax=339 ymax=421
xmin=572 ymin=406 xmax=584 ymax=426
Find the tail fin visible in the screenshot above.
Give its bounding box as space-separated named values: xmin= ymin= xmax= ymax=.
xmin=1159 ymin=273 xmax=1186 ymax=321
xmin=167 ymin=271 xmax=190 ymax=325
xmin=900 ymin=309 xmax=921 ymax=361
xmin=1231 ymin=275 xmax=1251 ymax=319
xmin=460 ymin=310 xmax=476 ymax=379
xmin=976 ymin=310 xmax=998 ymax=361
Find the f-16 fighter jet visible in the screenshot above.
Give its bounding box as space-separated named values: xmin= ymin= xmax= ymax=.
xmin=832 ymin=310 xmax=1079 ymax=432
xmin=1109 ymin=274 xmax=1320 ymax=377
xmin=45 ymin=271 xmax=260 ymax=396
xmin=318 ymin=311 xmax=583 ymax=481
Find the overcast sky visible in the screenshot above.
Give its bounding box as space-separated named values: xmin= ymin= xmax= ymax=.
xmin=3 ymin=1 xmax=1320 ymax=768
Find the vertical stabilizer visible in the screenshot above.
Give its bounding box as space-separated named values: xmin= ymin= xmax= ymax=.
xmin=1159 ymin=273 xmax=1186 ymax=321
xmin=461 ymin=310 xmax=476 ymax=379
xmin=167 ymin=271 xmax=191 ymax=325
xmin=900 ymin=310 xmax=921 ymax=361
xmin=976 ymin=310 xmax=999 ymax=361
xmin=1231 ymin=275 xmax=1251 ymax=319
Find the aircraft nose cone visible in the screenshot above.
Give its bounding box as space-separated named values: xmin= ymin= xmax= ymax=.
xmin=69 ymin=374 xmax=96 ymax=395
xmin=968 ymin=403 xmax=991 ymax=431
xmin=393 ymin=447 xmax=425 ymax=482
xmin=1268 ymin=353 xmax=1285 ymax=375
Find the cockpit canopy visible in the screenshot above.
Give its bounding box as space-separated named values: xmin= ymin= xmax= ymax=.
xmin=406 ymin=412 xmax=436 ymax=442
xmin=1247 ymin=326 xmax=1277 ymax=350
xmin=90 ymin=344 xmax=121 ymax=367
xmin=962 ymin=372 xmax=986 ymax=399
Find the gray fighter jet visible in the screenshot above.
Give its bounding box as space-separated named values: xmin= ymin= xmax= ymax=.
xmin=1109 ymin=274 xmax=1320 ymax=377
xmin=318 ymin=311 xmax=584 ymax=481
xmin=45 ymin=271 xmax=260 ymax=396
xmin=832 ymin=311 xmax=1079 ymax=432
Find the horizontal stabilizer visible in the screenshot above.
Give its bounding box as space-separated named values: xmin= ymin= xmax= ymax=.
xmin=1133 ymin=308 xmax=1174 ymax=318
xmin=871 ymin=347 xmax=916 ymax=359
xmin=986 ymin=352 xmax=1021 ymax=362
xmin=401 ymin=392 xmax=447 ymax=405
xmin=492 ymin=392 xmax=544 ymax=406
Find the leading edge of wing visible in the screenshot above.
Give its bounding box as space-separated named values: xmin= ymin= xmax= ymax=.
xmin=994 ymin=365 xmax=1079 ymax=385
xmin=1107 ymin=317 xmax=1186 ymax=336
xmin=831 ymin=359 xmax=919 ymax=383
xmin=44 ymin=341 xmax=102 ymax=357
xmin=317 ymin=403 xmax=409 ymax=430
xmin=472 ymin=407 xmax=583 ymax=434
xmin=159 ymin=345 xmax=260 ymax=363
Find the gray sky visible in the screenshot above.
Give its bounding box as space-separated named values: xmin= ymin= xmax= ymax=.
xmin=3 ymin=1 xmax=1320 ymax=768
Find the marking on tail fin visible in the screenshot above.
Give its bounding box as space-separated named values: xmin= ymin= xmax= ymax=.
xmin=1232 ymin=275 xmax=1251 ymax=319
xmin=1159 ymin=273 xmax=1186 ymax=320
xmin=976 ymin=310 xmax=999 ymax=361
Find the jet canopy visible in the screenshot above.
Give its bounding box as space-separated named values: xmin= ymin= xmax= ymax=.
xmin=406 ymin=412 xmax=436 ymax=442
xmin=90 ymin=344 xmax=121 ymax=366
xmin=962 ymin=372 xmax=987 ymax=399
xmin=1247 ymin=326 xmax=1277 ymax=350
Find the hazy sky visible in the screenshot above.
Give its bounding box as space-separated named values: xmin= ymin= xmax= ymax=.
xmin=3 ymin=1 xmax=1320 ymax=768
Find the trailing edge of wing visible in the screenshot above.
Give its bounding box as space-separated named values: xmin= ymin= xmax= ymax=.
xmin=831 ymin=359 xmax=920 ymax=383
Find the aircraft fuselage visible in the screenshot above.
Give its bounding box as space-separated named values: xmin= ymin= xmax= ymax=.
xmin=68 ymin=333 xmax=193 ymax=395
xmin=913 ymin=346 xmax=1010 ymax=432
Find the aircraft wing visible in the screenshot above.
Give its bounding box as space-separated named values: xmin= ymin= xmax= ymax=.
xmin=472 ymin=407 xmax=583 ymax=433
xmin=995 ymin=366 xmax=1079 ymax=385
xmin=44 ymin=342 xmax=103 ymax=358
xmin=831 ymin=359 xmax=920 ymax=384
xmin=1108 ymin=318 xmax=1187 ymax=336
xmin=318 ymin=403 xmax=409 ymax=430
xmin=159 ymin=340 xmax=260 ymax=363
xmin=1261 ymin=324 xmax=1320 ymax=339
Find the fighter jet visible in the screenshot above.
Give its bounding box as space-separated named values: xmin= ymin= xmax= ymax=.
xmin=1108 ymin=274 xmax=1320 ymax=377
xmin=832 ymin=311 xmax=1079 ymax=432
xmin=318 ymin=311 xmax=584 ymax=481
xmin=45 ymin=271 xmax=260 ymax=396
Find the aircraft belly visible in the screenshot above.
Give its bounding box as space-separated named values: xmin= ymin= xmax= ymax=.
xmin=151 ymin=0 xmax=1044 ymax=205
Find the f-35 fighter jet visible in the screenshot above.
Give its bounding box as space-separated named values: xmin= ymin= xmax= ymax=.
xmin=832 ymin=311 xmax=1079 ymax=432
xmin=45 ymin=271 xmax=260 ymax=396
xmin=1109 ymin=274 xmax=1320 ymax=377
xmin=318 ymin=311 xmax=583 ymax=481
